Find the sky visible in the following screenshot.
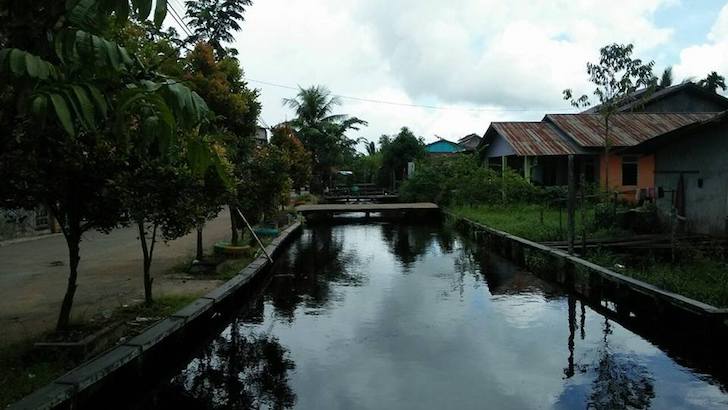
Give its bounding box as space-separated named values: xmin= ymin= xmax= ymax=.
xmin=171 ymin=0 xmax=728 ymax=145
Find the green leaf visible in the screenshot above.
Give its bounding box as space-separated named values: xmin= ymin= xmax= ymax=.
xmin=30 ymin=94 xmax=49 ymax=122
xmin=86 ymin=85 xmax=108 ymax=118
xmin=9 ymin=49 xmax=25 ymax=76
xmin=24 ymin=53 xmax=39 ymax=78
xmin=134 ymin=0 xmax=152 ymax=20
xmin=49 ymin=93 xmax=75 ymax=136
xmin=70 ymin=85 xmax=96 ymax=128
xmin=154 ymin=0 xmax=167 ymax=27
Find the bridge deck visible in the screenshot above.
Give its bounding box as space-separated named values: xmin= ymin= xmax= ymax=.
xmin=296 ymin=202 xmax=439 ymax=213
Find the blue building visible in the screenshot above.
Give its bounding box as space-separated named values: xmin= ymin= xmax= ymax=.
xmin=425 ymin=139 xmax=465 ymax=155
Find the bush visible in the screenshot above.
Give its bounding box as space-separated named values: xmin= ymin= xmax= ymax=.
xmin=400 ymin=154 xmax=541 ymax=206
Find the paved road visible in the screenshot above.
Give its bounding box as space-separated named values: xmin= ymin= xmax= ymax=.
xmin=0 ymin=213 xmax=231 ymax=345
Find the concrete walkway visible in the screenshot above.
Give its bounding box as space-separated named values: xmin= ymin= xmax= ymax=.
xmin=0 ymin=214 xmax=232 ymax=346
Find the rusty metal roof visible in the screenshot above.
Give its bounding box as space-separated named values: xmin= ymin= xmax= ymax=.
xmin=545 ymin=113 xmax=714 ymax=148
xmin=486 ymin=122 xmax=580 ymax=156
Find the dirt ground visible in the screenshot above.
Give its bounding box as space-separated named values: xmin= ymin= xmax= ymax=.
xmin=0 ymin=214 xmax=232 ymax=346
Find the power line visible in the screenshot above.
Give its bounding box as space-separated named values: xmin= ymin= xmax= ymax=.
xmin=244 ymin=77 xmax=575 ymax=113
xmin=167 ymin=0 xmax=194 ymax=37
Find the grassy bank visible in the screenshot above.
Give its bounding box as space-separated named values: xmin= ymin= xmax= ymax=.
xmin=449 ymin=204 xmax=627 ymax=242
xmin=450 ymin=205 xmax=728 ymax=308
xmin=588 ymin=249 xmax=728 ymax=308
xmin=0 ymin=295 xmax=198 ymax=407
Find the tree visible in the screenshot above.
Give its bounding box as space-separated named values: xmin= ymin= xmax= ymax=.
xmin=270 ymin=124 xmax=313 ymax=192
xmin=0 ymin=0 xmax=214 ymax=330
xmin=563 ymin=43 xmax=656 ymax=191
xmin=659 ymin=67 xmax=673 ymax=88
xmin=350 ymin=138 xmax=381 ymax=184
xmin=283 ymin=85 xmax=367 ymax=193
xmin=378 ymin=127 xmax=425 ymax=189
xmin=698 ymin=71 xmax=726 ymax=93
xmin=185 ymin=0 xmax=252 ymax=55
xmin=183 ymin=42 xmax=261 ymax=245
xmin=237 ymin=145 xmax=292 ymax=228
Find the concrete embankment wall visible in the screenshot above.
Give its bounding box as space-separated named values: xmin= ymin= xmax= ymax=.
xmin=11 ymin=222 xmax=303 ymax=410
xmin=451 ymin=215 xmax=728 ymax=337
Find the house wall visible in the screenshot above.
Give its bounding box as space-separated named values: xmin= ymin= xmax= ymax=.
xmin=484 ymin=134 xmax=515 ymax=157
xmin=654 ymin=126 xmax=728 ymax=235
xmin=599 ymin=153 xmax=655 ymax=202
xmin=642 ymin=91 xmax=727 ymax=113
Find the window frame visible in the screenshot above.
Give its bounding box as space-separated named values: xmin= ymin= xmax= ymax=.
xmin=621 ymin=155 xmax=639 ymax=186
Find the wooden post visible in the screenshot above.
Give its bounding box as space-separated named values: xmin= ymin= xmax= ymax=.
xmin=523 ymin=156 xmax=531 ymax=182
xmin=501 ymin=156 xmax=507 ymax=202
xmin=580 ymin=171 xmax=587 ymax=254
xmin=567 ymin=154 xmax=576 ymax=254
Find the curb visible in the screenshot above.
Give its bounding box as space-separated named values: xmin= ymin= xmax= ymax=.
xmin=10 ymin=222 xmax=303 ymax=410
xmin=449 ymin=213 xmax=728 ymax=322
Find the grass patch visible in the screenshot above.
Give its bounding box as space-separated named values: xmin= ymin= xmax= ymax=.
xmin=0 ymin=340 xmax=74 ymax=408
xmin=215 ymin=256 xmax=257 ymax=280
xmin=449 ymin=204 xmax=632 ymax=242
xmin=587 ymin=249 xmax=728 ymax=308
xmin=0 ymin=294 xmax=201 ymax=407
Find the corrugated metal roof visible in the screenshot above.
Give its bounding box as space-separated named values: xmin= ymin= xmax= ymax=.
xmin=545 ymin=113 xmax=714 ymax=148
xmin=581 ymin=83 xmax=728 ymax=114
xmin=488 ymin=122 xmax=580 ymax=156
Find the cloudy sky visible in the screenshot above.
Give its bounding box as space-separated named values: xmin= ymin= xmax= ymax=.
xmin=173 ymin=0 xmax=728 ymax=145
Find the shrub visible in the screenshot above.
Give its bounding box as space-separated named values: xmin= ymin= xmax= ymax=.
xmin=400 ymin=154 xmax=541 ymax=206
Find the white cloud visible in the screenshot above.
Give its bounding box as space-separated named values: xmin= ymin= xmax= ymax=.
xmin=231 ymin=0 xmax=677 ymax=143
xmin=674 ymin=3 xmax=728 ymax=83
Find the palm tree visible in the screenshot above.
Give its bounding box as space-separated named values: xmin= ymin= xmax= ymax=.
xmin=185 ymin=0 xmax=252 ymax=54
xmin=282 ymin=86 xmax=367 ymax=192
xmin=698 ymin=71 xmax=727 ymax=93
xmin=659 ymin=67 xmax=673 ymax=88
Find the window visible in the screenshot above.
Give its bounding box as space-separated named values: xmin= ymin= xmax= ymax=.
xmin=621 ymin=156 xmax=638 ymax=186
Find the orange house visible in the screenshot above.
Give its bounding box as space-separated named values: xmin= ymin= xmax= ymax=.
xmin=598 ymin=152 xmax=655 ymax=202
xmin=544 ymin=113 xmax=714 ymax=203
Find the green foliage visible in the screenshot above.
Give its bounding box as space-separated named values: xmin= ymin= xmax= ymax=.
xmin=378 ymin=127 xmax=425 ymax=188
xmin=400 ymin=154 xmax=538 ymax=205
xmin=698 ymin=71 xmax=726 ymax=93
xmin=283 ymin=85 xmax=366 ymax=193
xmin=586 ymin=248 xmax=728 ymax=308
xmin=0 ymin=0 xmax=220 ymax=329
xmin=238 ymin=145 xmax=292 ymax=225
xmin=185 ymin=0 xmax=252 ymax=55
xmin=563 ymin=43 xmax=657 ymax=112
xmin=270 ymin=125 xmax=313 ymax=190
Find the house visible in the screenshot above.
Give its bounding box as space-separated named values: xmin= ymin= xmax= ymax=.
xmin=425 ymin=138 xmax=466 ymax=156
xmin=253 ymin=126 xmax=268 ymax=145
xmin=545 ymin=113 xmax=713 ymax=200
xmin=457 ymin=133 xmax=483 ymax=152
xmin=582 ymin=82 xmax=728 ymax=114
xmin=481 ymin=122 xmax=586 ymax=185
xmin=624 ymin=110 xmax=728 ymax=235
xmin=479 ymin=113 xmax=714 ymax=201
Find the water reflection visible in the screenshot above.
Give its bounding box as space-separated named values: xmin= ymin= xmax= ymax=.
xmin=134 ymin=223 xmax=728 ymax=409
xmin=266 ymin=225 xmax=362 ymax=321
xmin=147 ymin=319 xmax=296 ymax=409
xmin=587 ymin=318 xmax=655 ymax=409
xmin=380 ymin=223 xmax=440 ymax=268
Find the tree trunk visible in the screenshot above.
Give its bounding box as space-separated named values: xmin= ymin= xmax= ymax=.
xmin=196 ymin=225 xmax=204 ymax=260
xmin=137 ymin=221 xmax=156 ymax=305
xmin=56 ymin=213 xmax=81 ymax=331
xmin=229 ymin=205 xmax=239 ymax=245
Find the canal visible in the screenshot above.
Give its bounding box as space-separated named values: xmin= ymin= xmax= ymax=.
xmin=132 ymin=220 xmax=728 ymax=409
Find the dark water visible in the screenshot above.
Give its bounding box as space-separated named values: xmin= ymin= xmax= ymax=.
xmin=141 ymin=221 xmax=728 ymax=409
